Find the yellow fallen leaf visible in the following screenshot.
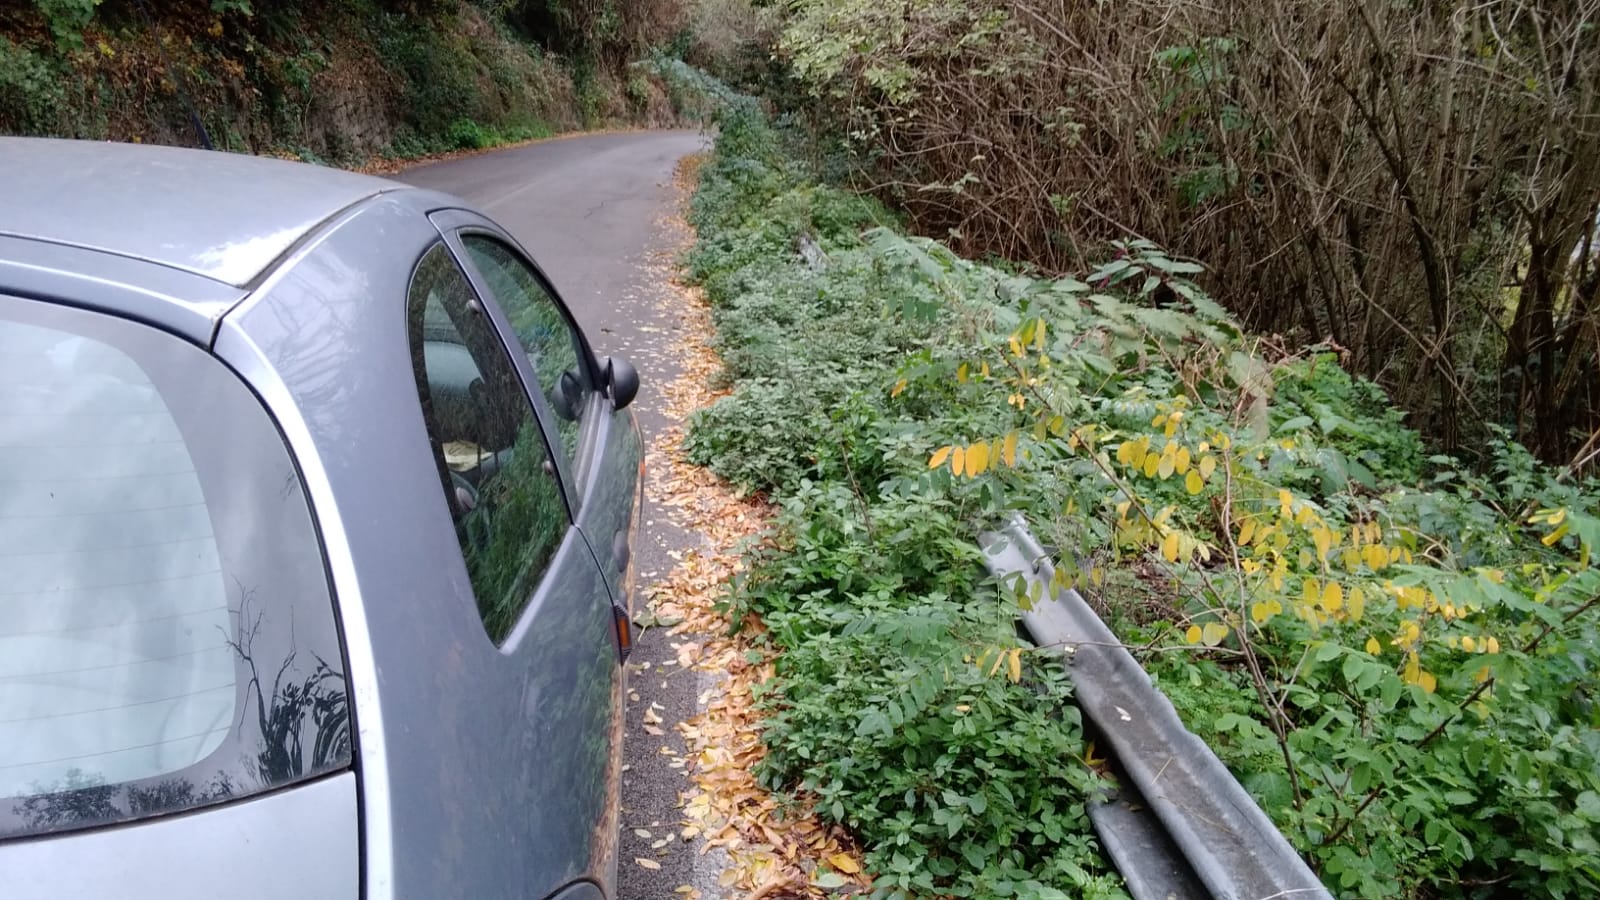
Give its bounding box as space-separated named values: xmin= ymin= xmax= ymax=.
xmin=829 ymin=853 xmax=861 ymax=874
xmin=636 ymin=858 xmax=661 ymax=870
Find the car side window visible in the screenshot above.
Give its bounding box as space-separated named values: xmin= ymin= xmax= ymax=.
xmin=460 ymin=236 xmax=590 ymax=470
xmin=406 ymin=245 xmax=569 ymax=644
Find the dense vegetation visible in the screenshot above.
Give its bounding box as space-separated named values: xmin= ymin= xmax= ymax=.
xmin=684 ymin=87 xmax=1600 ymax=897
xmin=0 ymin=0 xmax=694 ymax=162
xmin=750 ymin=0 xmax=1600 ymax=470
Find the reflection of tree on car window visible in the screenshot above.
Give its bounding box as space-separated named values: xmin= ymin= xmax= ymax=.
xmin=409 ymin=244 xmax=570 ymax=645
xmin=459 ymin=420 xmax=566 ymax=640
xmin=464 ymin=237 xmax=587 ymax=464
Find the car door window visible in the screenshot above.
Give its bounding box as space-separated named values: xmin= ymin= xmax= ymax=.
xmin=460 ymin=236 xmax=591 ymax=474
xmin=406 ymin=244 xmax=569 ymax=644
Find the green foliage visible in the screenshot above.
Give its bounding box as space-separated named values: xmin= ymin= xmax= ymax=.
xmin=1 ymin=0 xmax=686 ymax=158
xmin=688 ymin=97 xmax=1129 ymax=898
xmin=32 ymin=0 xmax=100 ymax=48
xmin=689 ymin=96 xmax=1600 ymax=897
xmin=0 ymin=36 xmax=65 ymax=134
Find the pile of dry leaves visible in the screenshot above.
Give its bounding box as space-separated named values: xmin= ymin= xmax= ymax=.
xmin=641 ymin=156 xmax=871 ymax=899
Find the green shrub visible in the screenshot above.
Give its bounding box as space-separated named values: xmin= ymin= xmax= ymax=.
xmin=0 ymin=36 xmax=66 ymax=134
xmin=689 ymin=87 xmax=1600 ymax=899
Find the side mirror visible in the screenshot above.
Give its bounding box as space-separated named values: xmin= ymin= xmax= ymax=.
xmin=603 ymin=356 xmax=639 ymax=410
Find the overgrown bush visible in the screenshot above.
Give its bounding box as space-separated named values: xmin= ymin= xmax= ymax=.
xmin=766 ymin=0 xmax=1600 ymax=467
xmin=0 ymin=36 xmax=65 ymax=133
xmin=0 ymin=0 xmax=686 ymax=159
xmin=687 ymin=100 xmax=1131 ymax=899
xmin=688 ymin=87 xmax=1600 ymax=898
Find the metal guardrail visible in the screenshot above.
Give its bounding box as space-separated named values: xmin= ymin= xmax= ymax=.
xmin=980 ymin=515 xmax=1333 ymax=900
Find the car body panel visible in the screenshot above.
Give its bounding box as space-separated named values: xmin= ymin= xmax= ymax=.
xmin=216 ymin=191 xmax=625 ymax=899
xmin=0 ymin=138 xmax=397 ymax=288
xmin=0 ymin=234 xmax=244 ymax=346
xmin=0 ymin=772 xmax=359 ymax=900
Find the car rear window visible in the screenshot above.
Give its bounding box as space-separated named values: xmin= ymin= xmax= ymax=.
xmin=0 ymin=296 xmax=350 ymax=838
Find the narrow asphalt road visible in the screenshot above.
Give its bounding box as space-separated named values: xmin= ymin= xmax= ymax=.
xmin=398 ymin=130 xmax=723 ymax=900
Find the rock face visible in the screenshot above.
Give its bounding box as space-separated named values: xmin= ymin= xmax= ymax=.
xmin=0 ymin=4 xmax=681 ymax=163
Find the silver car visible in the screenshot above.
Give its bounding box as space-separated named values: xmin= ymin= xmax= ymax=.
xmin=0 ymin=139 xmax=643 ymax=900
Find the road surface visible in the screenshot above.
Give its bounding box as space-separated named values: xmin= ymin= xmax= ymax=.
xmin=398 ymin=130 xmax=723 ymax=900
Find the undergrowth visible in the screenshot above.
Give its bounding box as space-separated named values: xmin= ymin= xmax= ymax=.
xmin=685 ymin=86 xmax=1600 ymax=898
xmin=686 ymin=99 xmax=1127 ymax=900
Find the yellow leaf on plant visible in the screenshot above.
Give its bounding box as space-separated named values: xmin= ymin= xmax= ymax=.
xmin=929 ymin=446 xmax=952 ymax=469
xmin=1250 ymin=601 xmax=1273 ymax=624
xmin=1009 ymin=335 xmax=1024 ymax=357
xmin=1184 ymin=624 xmax=1203 ymax=644
xmin=1002 ymin=431 xmax=1019 ymax=467
xmin=829 ymin=854 xmax=861 ymax=874
xmin=1365 ymin=636 xmax=1382 ymax=655
xmin=951 ymin=445 xmax=966 ymax=477
xmin=957 ymin=363 xmax=970 ymax=383
xmin=1462 ymin=635 xmax=1476 ymax=652
xmin=1201 ymin=622 xmax=1229 ymax=646
xmin=1238 ymin=518 xmax=1257 ymax=546
xmin=1185 ymin=470 xmax=1204 ymax=495
xmin=1322 ymin=581 xmax=1344 ymax=613
xmin=1302 ymin=578 xmax=1320 ymax=608
xmin=1175 ymin=446 xmax=1192 ymax=474
xmin=1313 ymin=527 xmax=1333 ymax=560
xmin=1418 ymin=670 xmax=1437 ymax=693
xmin=1486 ymin=636 xmax=1500 ymax=654
xmin=1161 ymin=532 xmax=1181 ymax=562
xmin=891 ymin=379 xmax=907 ymax=398
xmin=1278 ymin=489 xmax=1293 ymax=518
xmin=967 ymin=441 xmax=990 ymax=476
xmin=1143 ymin=453 xmax=1161 ymax=479
xmin=1008 ymin=647 xmax=1022 ymax=683
xmin=1542 ymin=521 xmax=1570 ymax=546
xmin=1348 ymin=586 xmax=1365 ymax=621
xmin=1157 ymin=452 xmax=1176 ymax=480
xmin=1199 ymin=454 xmax=1217 ymax=479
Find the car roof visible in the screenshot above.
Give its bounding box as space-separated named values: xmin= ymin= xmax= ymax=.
xmin=0 ymin=138 xmax=403 ymax=288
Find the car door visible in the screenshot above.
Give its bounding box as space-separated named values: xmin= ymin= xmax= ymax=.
xmin=401 ymin=242 xmax=624 ymax=896
xmin=431 ymin=211 xmax=643 ymax=612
